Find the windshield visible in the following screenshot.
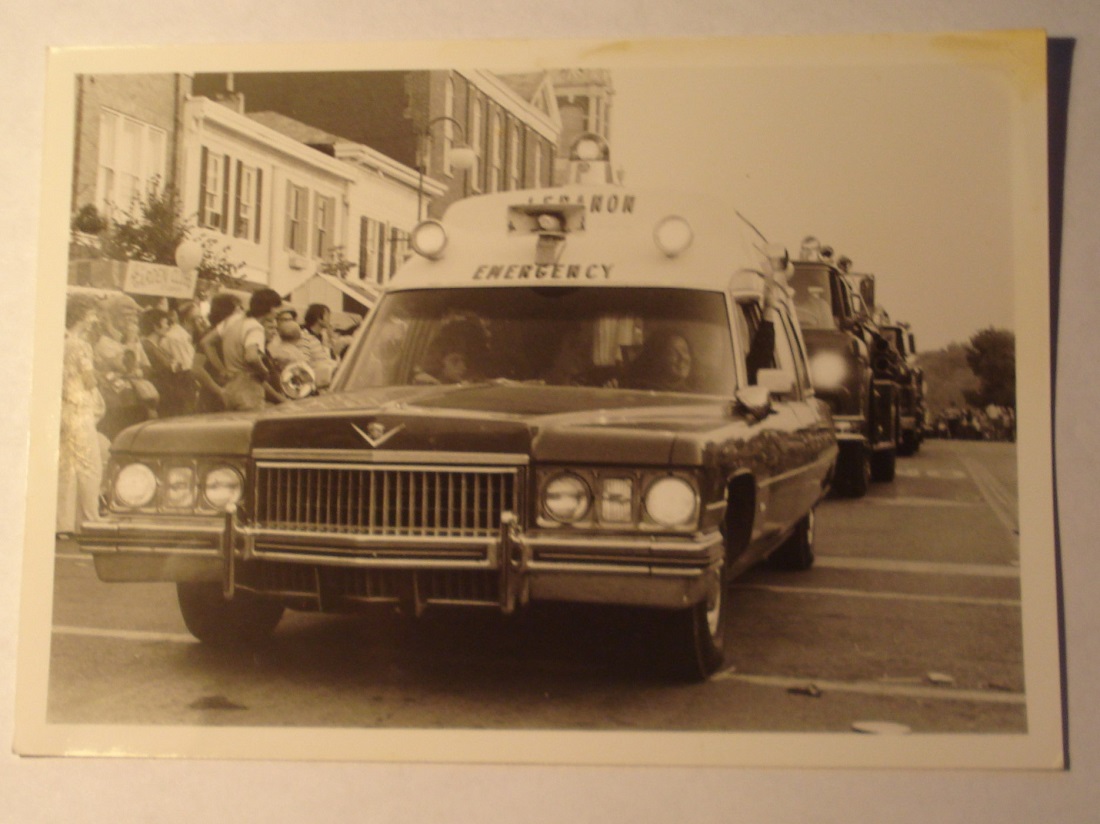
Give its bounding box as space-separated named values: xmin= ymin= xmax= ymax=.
xmin=340 ymin=287 xmax=737 ymax=396
xmin=789 ymin=265 xmax=838 ymax=330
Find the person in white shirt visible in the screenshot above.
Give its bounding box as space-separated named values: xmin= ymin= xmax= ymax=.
xmin=220 ymin=289 xmax=284 ymax=411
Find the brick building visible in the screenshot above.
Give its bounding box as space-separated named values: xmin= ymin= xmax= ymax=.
xmin=71 ymin=73 xmax=190 ymax=223
xmin=193 ymin=71 xmax=561 ymax=221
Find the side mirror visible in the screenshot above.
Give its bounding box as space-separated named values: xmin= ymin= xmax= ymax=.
xmin=735 ymin=384 xmax=773 ymax=419
xmin=756 ymin=368 xmax=795 ymax=396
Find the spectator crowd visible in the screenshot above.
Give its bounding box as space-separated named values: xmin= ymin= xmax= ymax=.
xmin=56 ymin=287 xmax=356 ymax=538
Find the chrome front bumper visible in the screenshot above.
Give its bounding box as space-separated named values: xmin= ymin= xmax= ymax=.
xmin=77 ymin=510 xmax=724 ymax=613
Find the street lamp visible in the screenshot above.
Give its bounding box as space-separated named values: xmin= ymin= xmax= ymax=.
xmin=417 ymin=115 xmax=477 ymax=220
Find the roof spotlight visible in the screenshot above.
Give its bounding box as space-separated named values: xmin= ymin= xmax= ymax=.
xmin=410 ymin=220 xmax=448 ymax=260
xmin=653 ymin=215 xmax=694 ymax=258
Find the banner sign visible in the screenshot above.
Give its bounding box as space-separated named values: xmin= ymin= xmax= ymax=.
xmin=122 ymin=261 xmax=197 ymax=299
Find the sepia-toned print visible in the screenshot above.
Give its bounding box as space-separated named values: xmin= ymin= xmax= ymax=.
xmin=17 ymin=33 xmax=1061 ymax=768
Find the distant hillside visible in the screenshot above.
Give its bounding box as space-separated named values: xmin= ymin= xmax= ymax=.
xmin=917 ymin=342 xmax=980 ymax=416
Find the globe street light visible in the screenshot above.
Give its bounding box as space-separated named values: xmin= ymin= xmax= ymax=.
xmin=174 ymin=237 xmax=204 ymax=273
xmin=417 ymin=115 xmax=477 ymax=221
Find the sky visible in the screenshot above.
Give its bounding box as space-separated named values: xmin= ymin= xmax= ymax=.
xmin=609 ymin=61 xmax=1020 ymax=352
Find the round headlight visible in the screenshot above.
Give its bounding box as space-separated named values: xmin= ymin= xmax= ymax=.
xmin=542 ymin=473 xmax=592 ymax=524
xmin=163 ymin=466 xmax=197 ymax=509
xmin=644 ymin=476 xmax=698 ymax=528
xmin=202 ymin=465 xmax=243 ymax=510
xmin=114 ymin=463 xmax=157 ymax=509
xmin=809 ymin=351 xmax=849 ymax=389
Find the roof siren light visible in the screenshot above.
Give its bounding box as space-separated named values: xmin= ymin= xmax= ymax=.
xmin=799 ymin=236 xmax=821 ymax=261
xmin=653 ymin=215 xmax=694 ymax=258
xmin=837 ymin=255 xmax=853 ymax=274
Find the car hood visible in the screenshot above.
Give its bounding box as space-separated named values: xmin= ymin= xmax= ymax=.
xmin=114 ymin=382 xmax=744 ymax=466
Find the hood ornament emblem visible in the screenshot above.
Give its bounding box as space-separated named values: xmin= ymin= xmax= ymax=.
xmin=351 ymin=422 xmax=405 ymax=448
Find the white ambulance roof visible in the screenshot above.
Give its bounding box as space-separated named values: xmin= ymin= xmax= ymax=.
xmin=388 ymin=185 xmax=771 ymax=295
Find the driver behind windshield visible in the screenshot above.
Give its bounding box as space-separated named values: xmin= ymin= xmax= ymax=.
xmin=413 ymin=317 xmax=490 ymax=385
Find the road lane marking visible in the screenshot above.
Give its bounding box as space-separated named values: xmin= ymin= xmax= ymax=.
xmin=53 ymin=625 xmax=196 ymax=644
xmin=957 ymin=454 xmax=1019 ymax=537
xmin=712 ymin=672 xmax=1025 ymax=704
xmin=895 ymin=468 xmax=967 ymax=480
xmin=734 ymin=583 xmax=1020 ymax=608
xmin=863 ymin=497 xmax=978 ymax=507
xmin=814 ymin=556 xmax=1019 ymax=578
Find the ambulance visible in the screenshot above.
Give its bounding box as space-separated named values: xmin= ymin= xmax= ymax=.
xmin=78 ymin=135 xmax=837 ymax=681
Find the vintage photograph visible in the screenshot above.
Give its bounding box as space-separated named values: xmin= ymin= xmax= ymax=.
xmin=15 ymin=32 xmax=1060 ymax=768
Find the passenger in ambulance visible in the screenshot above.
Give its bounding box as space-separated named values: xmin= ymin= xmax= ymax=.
xmin=793 ymin=284 xmax=833 ymax=329
xmin=625 ymin=329 xmax=696 ymax=392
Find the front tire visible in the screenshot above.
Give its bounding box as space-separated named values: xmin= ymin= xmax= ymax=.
xmin=658 ymin=565 xmax=728 ymax=682
xmin=834 ymin=441 xmax=870 ymax=498
xmin=177 ymin=582 xmax=284 ymax=647
xmin=769 ymin=508 xmax=816 ymax=571
xmin=898 ymin=428 xmax=920 ymax=456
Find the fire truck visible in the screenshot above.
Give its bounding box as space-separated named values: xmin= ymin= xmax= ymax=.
xmin=881 ymin=320 xmax=927 ymax=455
xmin=789 ymin=240 xmax=900 ymax=497
xmin=76 ymin=135 xmax=836 ymax=681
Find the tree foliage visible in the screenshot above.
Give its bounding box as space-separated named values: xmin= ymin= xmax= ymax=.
xmin=73 ymin=185 xmax=247 ymax=293
xmin=963 ymin=327 xmax=1016 ymax=410
xmin=919 ymin=342 xmax=979 ymax=415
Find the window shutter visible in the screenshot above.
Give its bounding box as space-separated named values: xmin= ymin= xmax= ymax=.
xmin=285 ymin=181 xmax=294 ymax=251
xmin=220 ymin=154 xmax=230 ymax=234
xmin=198 ymin=147 xmax=209 ymax=226
xmin=234 ymin=161 xmax=243 ymax=238
xmin=377 ymin=223 xmax=388 ymax=283
xmin=326 ymin=197 xmax=335 ymax=258
xmin=254 ymin=169 xmax=263 ymax=243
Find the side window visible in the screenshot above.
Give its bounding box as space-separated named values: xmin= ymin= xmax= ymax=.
xmin=777 ymin=310 xmax=812 ymax=395
xmin=737 ymin=300 xmax=776 ymax=385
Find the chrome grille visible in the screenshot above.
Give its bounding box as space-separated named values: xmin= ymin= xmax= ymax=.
xmin=253 ymin=462 xmax=519 ymax=537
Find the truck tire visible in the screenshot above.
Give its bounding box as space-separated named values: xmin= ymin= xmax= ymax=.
xmin=177 ymin=582 xmax=284 ymax=647
xmin=871 ymin=446 xmax=897 ymax=482
xmin=898 ymin=428 xmax=920 ymax=456
xmin=834 ymin=441 xmax=870 ymax=498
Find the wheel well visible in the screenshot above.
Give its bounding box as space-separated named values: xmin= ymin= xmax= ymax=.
xmin=724 ymin=474 xmax=757 ymax=563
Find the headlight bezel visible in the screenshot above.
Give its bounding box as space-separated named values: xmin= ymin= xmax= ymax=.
xmin=112 ymin=462 xmax=159 ymax=510
xmin=541 ymin=471 xmax=593 ymax=524
xmin=201 ymin=464 xmax=245 ymax=511
xmin=537 ymin=468 xmax=700 ymax=532
xmin=642 ymin=475 xmax=700 ymax=529
xmin=109 ymin=456 xmax=247 ymax=514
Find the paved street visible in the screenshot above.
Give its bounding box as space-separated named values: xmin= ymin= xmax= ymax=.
xmin=47 ymin=438 xmax=1024 ymax=734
